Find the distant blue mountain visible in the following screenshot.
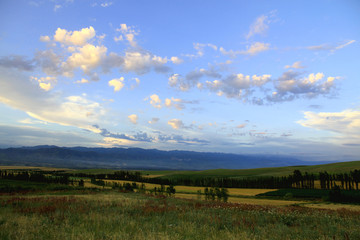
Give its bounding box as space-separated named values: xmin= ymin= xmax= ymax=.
xmin=0 ymin=145 xmax=330 ymax=170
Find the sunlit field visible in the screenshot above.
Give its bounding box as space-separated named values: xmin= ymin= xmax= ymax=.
xmin=104 ymin=179 xmax=276 ymax=196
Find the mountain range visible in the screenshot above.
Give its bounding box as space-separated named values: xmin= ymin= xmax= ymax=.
xmin=0 ymin=145 xmax=333 ymax=170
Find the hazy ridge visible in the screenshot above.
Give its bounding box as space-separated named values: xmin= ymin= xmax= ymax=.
xmin=0 ymin=145 xmax=334 ymax=170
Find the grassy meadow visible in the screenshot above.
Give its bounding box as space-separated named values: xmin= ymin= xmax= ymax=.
xmin=1 ymin=189 xmax=360 ymax=240
xmin=1 ymin=162 xmax=360 ymax=239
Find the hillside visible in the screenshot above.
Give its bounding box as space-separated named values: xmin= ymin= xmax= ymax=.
xmin=0 ymin=145 xmax=319 ymax=170
xmin=149 ymin=161 xmax=360 ymax=180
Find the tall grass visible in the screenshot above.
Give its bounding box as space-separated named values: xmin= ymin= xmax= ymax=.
xmin=1 ymin=192 xmax=359 ymax=240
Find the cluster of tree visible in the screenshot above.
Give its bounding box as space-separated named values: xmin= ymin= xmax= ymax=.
xmin=2 ymin=168 xmax=360 ymax=191
xmin=59 ymin=170 xmax=145 ymax=183
xmin=203 ymin=187 xmax=229 ymax=202
xmin=111 ymin=181 xmax=146 ymax=192
xmin=286 ymin=170 xmax=360 ymax=190
xmin=110 ymin=181 xmax=176 ymax=196
xmin=150 ymin=184 xmax=176 ymax=196
xmin=319 ymin=170 xmax=360 ymax=190
xmin=0 ymin=170 xmax=71 ymax=185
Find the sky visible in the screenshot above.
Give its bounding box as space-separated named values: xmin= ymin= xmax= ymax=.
xmin=0 ymin=0 xmax=359 ymax=162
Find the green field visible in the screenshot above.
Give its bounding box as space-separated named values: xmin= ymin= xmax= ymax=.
xmin=146 ymin=161 xmax=360 ymax=180
xmin=1 ymin=162 xmax=360 ymax=239
xmin=1 ymin=185 xmax=360 ymax=240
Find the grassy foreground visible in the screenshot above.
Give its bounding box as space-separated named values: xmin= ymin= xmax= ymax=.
xmin=1 ymin=190 xmax=360 ymax=240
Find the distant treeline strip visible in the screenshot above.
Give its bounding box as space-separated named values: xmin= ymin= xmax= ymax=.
xmin=1 ymin=169 xmax=360 ymax=190
xmin=0 ymin=170 xmax=72 ymax=185
xmin=59 ymin=169 xmax=360 ymax=190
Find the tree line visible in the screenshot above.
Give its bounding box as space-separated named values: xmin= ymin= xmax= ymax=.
xmin=0 ymin=170 xmax=72 ymax=185
xmin=1 ymin=169 xmax=360 ymax=191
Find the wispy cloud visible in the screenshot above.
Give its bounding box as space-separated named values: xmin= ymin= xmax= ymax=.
xmin=285 ymin=61 xmax=305 ymax=69
xmin=297 ymin=109 xmax=360 ymax=137
xmin=168 ymin=119 xmax=185 ymax=129
xmin=0 ymin=67 xmax=106 ymax=133
xmin=307 ymin=40 xmax=356 ymax=53
xmin=146 ymin=94 xmax=198 ymax=110
xmin=246 ymin=11 xmax=276 ymax=39
xmin=114 ymin=23 xmax=139 ymax=47
xmin=220 ymin=42 xmax=270 ymax=58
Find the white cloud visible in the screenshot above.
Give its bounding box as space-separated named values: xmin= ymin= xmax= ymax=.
xmin=246 ymin=15 xmax=268 ymax=39
xmin=246 ymin=11 xmax=276 ymax=39
xmin=170 ymin=56 xmax=183 ymax=64
xmin=35 ymin=26 xmax=170 ymax=79
xmin=0 ymin=125 xmax=97 ymax=147
xmin=168 ymin=74 xmax=191 ymax=91
xmin=192 ymin=43 xmax=218 ymax=57
xmin=18 ymin=118 xmax=48 ymax=125
xmin=108 ymin=77 xmax=125 ymax=92
xmin=244 ymin=42 xmax=270 ymax=55
xmin=31 ymin=76 xmax=57 ymax=91
xmin=121 ymin=51 xmax=169 ymax=74
xmin=220 ymin=42 xmax=270 ymax=57
xmin=149 ymin=94 xmax=162 ymax=109
xmin=100 ymin=2 xmax=113 ymax=7
xmin=75 ymin=78 xmax=89 ymax=84
xmin=165 ymin=97 xmax=185 ymax=110
xmin=26 ymin=95 xmax=105 ymax=133
xmin=0 ymin=67 xmax=106 ymax=133
xmin=297 ymin=109 xmax=360 ymax=138
xmin=147 ymin=94 xmax=186 ymax=110
xmin=272 ymin=71 xmax=339 ymax=101
xmin=168 ymin=119 xmax=184 ymax=129
xmin=168 ymin=67 xmax=222 ymax=92
xmin=100 ymin=137 xmax=138 ymax=146
xmin=53 ymin=26 xmax=96 ymax=46
xmin=252 ymin=74 xmax=272 ymax=86
xmin=205 ymin=74 xmax=271 ymax=99
xmin=128 ymin=114 xmax=138 ymax=124
xmin=64 ymin=44 xmax=107 ymax=75
xmin=114 ymin=24 xmax=139 ymax=47
xmin=285 ymin=61 xmax=304 ymax=69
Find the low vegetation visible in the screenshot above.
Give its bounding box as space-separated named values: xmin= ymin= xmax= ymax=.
xmin=1 ymin=163 xmax=360 ymax=239
xmin=1 ymin=189 xmax=360 ymax=239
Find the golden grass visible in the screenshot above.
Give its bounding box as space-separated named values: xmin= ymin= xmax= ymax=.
xmin=143 ymin=174 xmax=165 ymax=178
xmin=102 ymin=179 xmax=275 ymax=196
xmin=84 ymin=179 xmax=111 ymax=189
xmin=103 ymin=179 xmax=161 ymax=189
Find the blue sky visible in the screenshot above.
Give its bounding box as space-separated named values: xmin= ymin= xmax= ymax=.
xmin=0 ymin=0 xmax=359 ymax=162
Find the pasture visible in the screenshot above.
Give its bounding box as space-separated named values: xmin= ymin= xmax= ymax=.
xmin=1 ymin=163 xmax=360 ymax=239
xmin=1 ymin=190 xmax=360 ymax=240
